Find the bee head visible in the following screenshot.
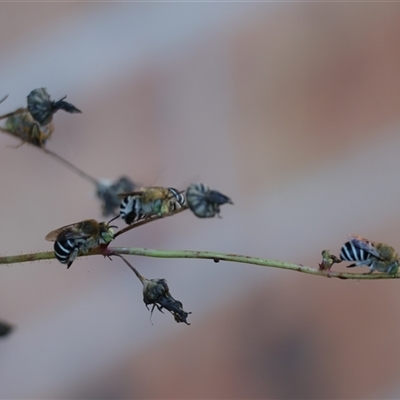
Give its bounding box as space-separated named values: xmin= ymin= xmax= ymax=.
xmin=99 ymin=220 xmax=118 ymax=244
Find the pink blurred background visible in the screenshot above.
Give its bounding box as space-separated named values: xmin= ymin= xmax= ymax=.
xmin=1 ymin=3 xmax=400 ymax=398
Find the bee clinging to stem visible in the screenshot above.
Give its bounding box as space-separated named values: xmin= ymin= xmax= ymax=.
xmin=339 ymin=235 xmax=399 ymax=275
xmin=119 ymin=186 xmax=186 ymax=225
xmin=45 ymin=218 xmax=117 ymax=268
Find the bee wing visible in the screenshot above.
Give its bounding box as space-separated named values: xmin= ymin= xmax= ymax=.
xmin=117 ymin=191 xmax=141 ymax=197
xmin=348 ymin=234 xmax=381 ymax=258
xmin=117 ymin=187 xmax=156 ymax=197
xmin=45 ymin=222 xmax=92 ymax=242
xmin=0 ymin=108 xmax=26 ymax=121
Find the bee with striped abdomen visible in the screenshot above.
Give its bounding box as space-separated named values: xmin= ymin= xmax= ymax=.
xmin=45 ymin=219 xmax=116 ymax=268
xmin=120 ymin=187 xmax=186 ymax=225
xmin=340 ymin=235 xmax=399 ymax=274
xmin=186 ymin=183 xmax=233 ymax=218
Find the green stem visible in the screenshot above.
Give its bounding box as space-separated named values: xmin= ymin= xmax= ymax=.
xmin=0 ymin=247 xmax=399 ymax=280
xmin=0 ymin=251 xmax=55 ymax=264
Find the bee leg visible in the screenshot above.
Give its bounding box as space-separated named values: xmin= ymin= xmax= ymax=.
xmin=30 ymin=123 xmax=46 ymax=148
xmin=386 ymin=262 xmax=399 ymax=276
xmin=362 ymin=269 xmax=374 ymax=275
xmin=67 ymin=248 xmax=80 ymax=269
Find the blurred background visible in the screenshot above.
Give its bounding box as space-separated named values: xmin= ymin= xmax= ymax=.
xmin=1 ymin=2 xmax=400 ymax=398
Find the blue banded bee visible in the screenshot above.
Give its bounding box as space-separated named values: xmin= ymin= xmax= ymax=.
xmin=45 ymin=219 xmax=116 ymax=268
xmin=186 ymin=183 xmax=233 ymax=218
xmin=340 ymin=235 xmax=399 ymax=274
xmin=120 ymin=187 xmax=186 ymax=225
xmin=0 ymin=88 xmax=80 ymax=148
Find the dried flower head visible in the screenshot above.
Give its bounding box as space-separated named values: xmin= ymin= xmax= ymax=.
xmin=27 ymin=88 xmax=81 ymax=125
xmin=142 ymin=278 xmax=191 ymax=324
xmin=186 ymin=183 xmax=233 ymax=218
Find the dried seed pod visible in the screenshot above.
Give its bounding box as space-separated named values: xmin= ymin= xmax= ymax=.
xmin=186 ymin=183 xmax=233 ymax=218
xmin=115 ymin=254 xmax=191 ymax=324
xmin=142 ymin=278 xmax=191 ymax=324
xmin=27 ymin=88 xmax=81 ymax=125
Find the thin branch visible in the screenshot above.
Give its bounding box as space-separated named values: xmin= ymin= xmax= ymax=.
xmin=0 ymin=127 xmax=99 ymax=186
xmin=0 ymin=251 xmax=55 ymax=264
xmin=112 ymin=253 xmax=145 ymax=283
xmin=1 ymin=246 xmax=399 ymax=280
xmin=113 ymin=207 xmax=188 ymax=238
xmin=43 ymin=148 xmax=99 ymax=185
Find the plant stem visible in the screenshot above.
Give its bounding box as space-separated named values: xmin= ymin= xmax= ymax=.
xmin=114 ymin=207 xmax=187 ymax=238
xmin=44 ymin=148 xmax=99 ymax=185
xmin=0 ymin=251 xmax=55 ymax=264
xmin=1 ymin=247 xmax=399 ymax=280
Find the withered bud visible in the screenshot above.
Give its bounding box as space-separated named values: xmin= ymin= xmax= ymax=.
xmin=0 ymin=320 xmax=13 ymax=337
xmin=27 ymin=88 xmax=81 ymax=125
xmin=142 ymin=278 xmax=191 ymax=324
xmin=319 ymin=249 xmax=341 ymax=271
xmin=96 ymin=176 xmax=136 ymax=217
xmin=186 ymin=183 xmax=233 ymax=218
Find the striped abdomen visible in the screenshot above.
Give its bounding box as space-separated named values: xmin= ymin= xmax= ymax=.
xmin=120 ymin=195 xmax=147 ymax=225
xmin=167 ymin=188 xmax=186 ymax=210
xmin=340 ymin=241 xmax=372 ymax=267
xmin=54 ymin=239 xmax=80 ymax=268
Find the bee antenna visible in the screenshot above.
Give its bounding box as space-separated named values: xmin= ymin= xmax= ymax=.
xmin=107 ymin=214 xmax=120 ymax=225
